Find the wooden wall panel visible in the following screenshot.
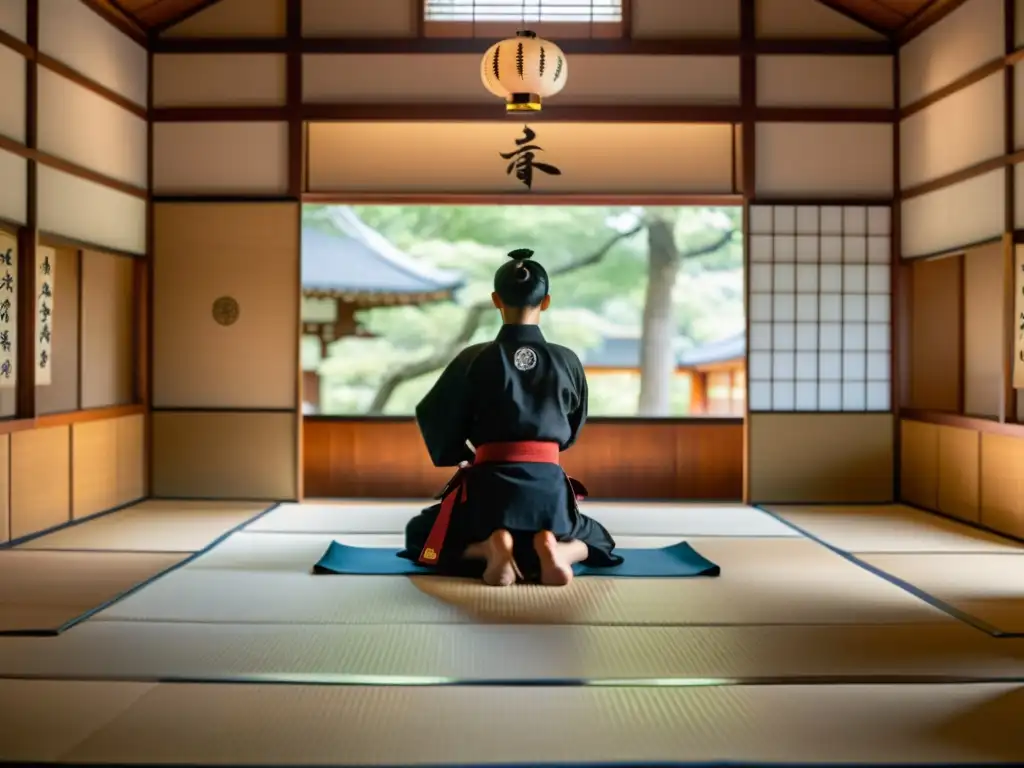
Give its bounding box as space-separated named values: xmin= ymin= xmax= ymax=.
xmin=899 ymin=0 xmax=1004 ymax=106
xmin=36 ymin=247 xmax=79 ymax=415
xmin=302 ymin=0 xmax=416 ymax=37
xmin=963 ymin=242 xmax=1004 ymax=418
xmin=38 ymin=0 xmax=147 ymax=106
xmin=937 ymin=425 xmax=980 ymax=522
xmin=71 ymin=414 xmax=145 ymax=518
xmin=153 ymin=203 xmax=298 ymax=409
xmin=0 ymin=149 xmax=27 ymax=225
xmin=909 ymin=255 xmax=961 ymax=411
xmin=0 ymin=0 xmax=26 ymax=41
xmin=162 ymin=0 xmax=286 ymax=38
xmin=1014 ymin=62 xmax=1024 ymax=150
xmin=749 ymin=413 xmax=894 ymax=503
xmin=153 ymin=55 xmax=287 ymax=108
xmin=71 ymin=418 xmax=118 ymax=519
xmin=302 ymin=54 xmax=740 ymax=105
xmin=756 ymin=0 xmax=882 ymax=38
xmin=1016 ymin=164 xmax=1024 ymax=228
xmin=901 ymin=421 xmax=1024 ymax=543
xmin=81 ymin=251 xmax=134 ymax=409
xmin=1018 ymin=0 xmax=1024 ymax=46
xmin=37 ymin=69 xmax=148 ymax=189
xmin=900 ymin=419 xmax=939 ymax=509
xmin=756 ymin=56 xmax=892 ymax=108
xmin=37 ymin=166 xmax=146 ymax=255
xmin=901 ymin=169 xmax=1004 ymax=258
xmin=308 ymin=122 xmax=735 ymax=194
xmin=10 ymin=425 xmax=70 ymax=540
xmin=900 ymin=72 xmax=1005 ymax=190
xmin=0 ymin=435 xmax=8 ymax=543
xmin=0 ymin=45 xmax=25 ymax=143
xmin=980 ymin=432 xmax=1024 ymax=538
xmin=754 ymin=123 xmax=893 ymax=197
xmin=302 ymin=419 xmax=744 ymax=501
xmin=153 ymin=122 xmax=289 ymax=195
xmin=152 ymin=411 xmax=297 ymax=500
xmin=632 ymin=0 xmax=740 ymax=38
xmin=116 ymin=413 xmax=145 ymax=501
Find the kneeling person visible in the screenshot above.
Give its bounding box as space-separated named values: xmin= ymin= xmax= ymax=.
xmin=399 ymin=248 xmax=622 ymax=586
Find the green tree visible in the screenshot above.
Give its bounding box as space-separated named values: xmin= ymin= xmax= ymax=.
xmin=302 ymin=204 xmax=741 ymax=416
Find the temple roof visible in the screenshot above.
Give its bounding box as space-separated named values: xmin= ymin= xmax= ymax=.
xmin=676 ymin=332 xmax=746 ymax=367
xmin=302 ymin=207 xmax=464 ymax=301
xmin=582 ymin=331 xmax=745 ymax=370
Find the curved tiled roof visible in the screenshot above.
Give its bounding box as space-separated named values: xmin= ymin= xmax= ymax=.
xmin=582 ymin=331 xmax=745 ymax=369
xmin=302 ymin=207 xmax=464 ymax=299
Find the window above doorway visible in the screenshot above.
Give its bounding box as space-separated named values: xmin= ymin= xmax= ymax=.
xmin=422 ymin=0 xmax=626 ymax=38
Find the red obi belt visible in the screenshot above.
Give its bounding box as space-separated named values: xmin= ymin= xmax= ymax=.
xmin=417 ymin=440 xmax=586 ymax=566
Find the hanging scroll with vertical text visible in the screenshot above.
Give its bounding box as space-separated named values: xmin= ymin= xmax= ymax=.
xmin=36 ymin=245 xmax=55 ymax=387
xmin=1015 ymin=245 xmax=1024 ymax=389
xmin=0 ymin=231 xmax=17 ymax=389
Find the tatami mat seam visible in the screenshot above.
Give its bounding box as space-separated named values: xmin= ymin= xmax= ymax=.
xmin=0 ymin=503 xmax=283 ymax=637
xmin=899 ymin=500 xmax=1024 ymax=549
xmin=82 ymin=617 xmax=959 ymax=629
xmin=4 ymin=672 xmax=1024 ymax=687
xmin=754 ymin=505 xmax=1014 ymax=638
xmin=8 ymin=762 xmax=1024 ymax=768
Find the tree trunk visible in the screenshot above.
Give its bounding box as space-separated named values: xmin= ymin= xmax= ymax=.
xmin=637 ymin=216 xmax=679 ymax=417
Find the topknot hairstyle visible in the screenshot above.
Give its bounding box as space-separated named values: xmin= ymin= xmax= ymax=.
xmin=493 ymin=248 xmax=550 ymax=308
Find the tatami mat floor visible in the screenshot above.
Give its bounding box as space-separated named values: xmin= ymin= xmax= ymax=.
xmin=1 ymin=498 xmax=1024 ymax=766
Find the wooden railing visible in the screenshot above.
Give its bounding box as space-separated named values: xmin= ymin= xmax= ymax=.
xmin=303 ymin=416 xmax=744 ymax=501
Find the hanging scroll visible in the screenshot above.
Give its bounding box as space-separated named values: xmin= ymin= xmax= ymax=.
xmin=0 ymin=231 xmax=16 ymax=389
xmin=1015 ymin=245 xmax=1024 ymax=389
xmin=36 ymin=245 xmax=54 ymax=387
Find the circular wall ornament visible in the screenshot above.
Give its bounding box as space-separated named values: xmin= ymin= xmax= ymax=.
xmin=513 ymin=346 xmax=538 ymax=371
xmin=212 ymin=296 xmax=240 ymax=327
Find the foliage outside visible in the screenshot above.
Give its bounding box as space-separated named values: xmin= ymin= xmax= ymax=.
xmin=302 ymin=204 xmax=744 ymax=417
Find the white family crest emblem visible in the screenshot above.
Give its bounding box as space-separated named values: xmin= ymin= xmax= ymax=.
xmin=513 ymin=346 xmax=538 ymax=371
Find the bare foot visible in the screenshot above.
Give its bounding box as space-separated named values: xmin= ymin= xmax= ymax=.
xmin=482 ymin=529 xmax=517 ymax=587
xmin=534 ymin=531 xmax=573 ymax=587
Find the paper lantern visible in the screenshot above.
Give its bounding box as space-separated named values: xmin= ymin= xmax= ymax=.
xmin=480 ymin=30 xmax=567 ymax=113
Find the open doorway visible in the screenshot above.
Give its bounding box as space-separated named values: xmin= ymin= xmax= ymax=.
xmin=300 ymin=203 xmax=745 ymax=420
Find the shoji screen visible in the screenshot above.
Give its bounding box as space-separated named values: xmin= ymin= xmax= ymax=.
xmin=748 ymin=204 xmax=892 ymax=412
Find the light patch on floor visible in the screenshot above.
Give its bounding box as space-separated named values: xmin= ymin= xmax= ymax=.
xmin=764 ymin=504 xmax=1024 ymax=554
xmin=94 ymin=534 xmax=949 ymax=626
xmin=19 ymin=500 xmax=272 ymax=552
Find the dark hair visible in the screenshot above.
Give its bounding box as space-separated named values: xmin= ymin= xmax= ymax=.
xmin=493 ymin=248 xmax=550 ymax=308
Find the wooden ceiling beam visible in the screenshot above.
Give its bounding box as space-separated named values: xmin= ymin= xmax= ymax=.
xmin=896 ymin=0 xmax=973 ymax=43
xmin=814 ymin=0 xmax=898 ymax=37
xmin=78 ymin=0 xmax=148 ymax=44
xmin=78 ymin=0 xmax=969 ymax=55
xmin=149 ymin=0 xmax=226 ymax=35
